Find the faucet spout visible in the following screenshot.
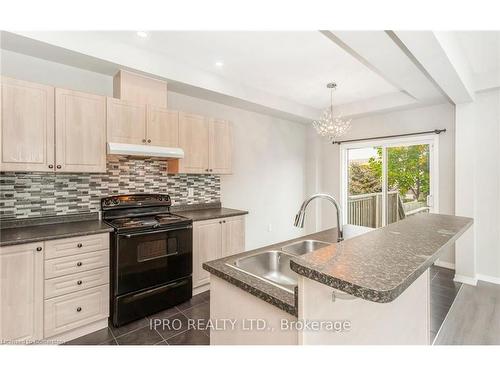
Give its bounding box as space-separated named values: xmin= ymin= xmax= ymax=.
xmin=293 ymin=193 xmax=344 ymax=242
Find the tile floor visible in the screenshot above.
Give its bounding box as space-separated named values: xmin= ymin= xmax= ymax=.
xmin=66 ymin=266 xmax=459 ymax=345
xmin=65 ymin=290 xmax=210 ymax=345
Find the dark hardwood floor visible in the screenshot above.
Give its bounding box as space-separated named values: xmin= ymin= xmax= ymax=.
xmin=65 ymin=265 xmax=460 ymax=345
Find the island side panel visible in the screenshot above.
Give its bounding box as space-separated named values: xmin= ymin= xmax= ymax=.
xmin=297 ymin=269 xmax=430 ymax=345
xmin=210 ymin=276 xmax=298 ymax=345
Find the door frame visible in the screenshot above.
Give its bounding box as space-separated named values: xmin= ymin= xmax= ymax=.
xmin=340 ymin=134 xmax=439 ymax=226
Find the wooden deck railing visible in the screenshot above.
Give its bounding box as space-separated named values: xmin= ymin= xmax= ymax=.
xmin=348 ymin=192 xmax=429 ymax=228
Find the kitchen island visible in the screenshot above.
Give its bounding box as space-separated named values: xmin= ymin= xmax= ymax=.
xmin=203 ymin=213 xmax=473 ymax=345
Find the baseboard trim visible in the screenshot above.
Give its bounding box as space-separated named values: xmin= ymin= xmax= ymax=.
xmin=193 ymin=283 xmax=210 ymax=295
xmin=477 ymin=273 xmax=500 ymax=285
xmin=453 ymin=274 xmax=478 ymax=286
xmin=434 ymin=260 xmax=455 ymax=270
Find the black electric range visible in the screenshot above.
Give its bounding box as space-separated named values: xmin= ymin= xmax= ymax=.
xmin=102 ymin=194 xmax=193 ymax=327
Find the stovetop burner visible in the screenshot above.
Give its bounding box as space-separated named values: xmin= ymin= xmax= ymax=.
xmin=109 ymin=217 xmax=159 ymax=228
xmin=101 ymin=194 xmax=192 ymax=232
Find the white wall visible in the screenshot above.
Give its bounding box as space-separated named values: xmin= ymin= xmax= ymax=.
xmin=167 ymin=92 xmax=308 ymax=249
xmin=308 ymin=103 xmax=457 ymax=264
xmin=1 ymin=49 xmax=309 ymax=251
xmin=455 ymin=89 xmax=500 ymax=283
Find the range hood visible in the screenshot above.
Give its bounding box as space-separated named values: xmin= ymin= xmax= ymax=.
xmin=107 ymin=142 xmax=184 ymax=159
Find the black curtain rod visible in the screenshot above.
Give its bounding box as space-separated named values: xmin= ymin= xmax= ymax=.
xmin=332 ymin=129 xmax=446 ymax=145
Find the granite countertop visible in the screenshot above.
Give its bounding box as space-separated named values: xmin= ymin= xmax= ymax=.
xmin=0 ymin=205 xmax=248 ymax=246
xmin=203 ymin=213 xmax=473 ymax=315
xmin=175 ymin=207 xmax=248 ymax=222
xmin=0 ymin=214 xmax=114 ymax=246
xmin=291 ymin=213 xmax=472 ymax=303
xmin=203 ymin=225 xmax=370 ymax=316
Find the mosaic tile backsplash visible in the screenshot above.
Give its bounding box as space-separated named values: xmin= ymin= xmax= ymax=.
xmin=0 ymin=156 xmax=220 ymax=219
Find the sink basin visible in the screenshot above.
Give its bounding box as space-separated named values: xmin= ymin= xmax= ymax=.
xmin=281 ymin=239 xmax=331 ymax=256
xmin=229 ymin=250 xmax=298 ymax=292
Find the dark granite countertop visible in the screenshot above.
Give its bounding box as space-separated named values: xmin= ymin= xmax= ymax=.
xmin=291 ymin=213 xmax=472 ymax=303
xmin=175 ymin=207 xmax=248 ymax=222
xmin=203 ymin=213 xmax=472 ymax=314
xmin=203 ymin=225 xmax=370 ymax=316
xmin=0 ymin=215 xmax=113 ymax=246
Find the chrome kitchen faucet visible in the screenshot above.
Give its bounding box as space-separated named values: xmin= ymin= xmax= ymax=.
xmin=294 ymin=193 xmax=344 ymax=242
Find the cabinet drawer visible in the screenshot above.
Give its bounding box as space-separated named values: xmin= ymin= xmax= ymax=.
xmin=45 ymin=233 xmax=109 ymax=259
xmin=44 ymin=285 xmax=109 ymax=338
xmin=44 ymin=267 xmax=109 ymax=299
xmin=45 ymin=250 xmax=109 ymax=279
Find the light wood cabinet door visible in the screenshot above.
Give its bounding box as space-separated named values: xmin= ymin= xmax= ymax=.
xmin=55 ymin=88 xmax=106 ymax=173
xmin=0 ymin=242 xmax=44 ymax=343
xmin=107 ymin=97 xmax=146 ymax=145
xmin=44 ymin=284 xmax=109 ymax=338
xmin=209 ymin=118 xmax=232 ymax=174
xmin=114 ymin=70 xmax=168 ymax=107
xmin=178 ymin=112 xmax=209 ymax=173
xmin=222 ymin=215 xmax=246 ymax=257
xmin=147 ymin=106 xmax=179 ymax=147
xmin=193 ymin=219 xmax=222 ymax=288
xmin=0 ymin=77 xmax=55 ymax=172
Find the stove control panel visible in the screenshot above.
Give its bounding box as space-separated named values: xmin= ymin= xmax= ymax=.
xmin=101 ymin=194 xmax=171 ymax=209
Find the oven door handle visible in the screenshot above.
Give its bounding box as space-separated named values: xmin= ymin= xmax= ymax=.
xmin=120 ymin=225 xmax=192 ymax=238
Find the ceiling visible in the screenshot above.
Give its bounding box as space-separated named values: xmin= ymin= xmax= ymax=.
xmin=2 ymin=30 xmax=499 ymax=122
xmin=78 ymin=31 xmax=400 ymax=109
xmin=455 ymin=31 xmax=500 ymax=75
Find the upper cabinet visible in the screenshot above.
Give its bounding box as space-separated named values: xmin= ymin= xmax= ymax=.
xmin=147 ymin=105 xmax=179 ymax=147
xmin=1 ymin=77 xmax=106 ymax=173
xmin=107 ymin=99 xmax=179 ymax=147
xmin=173 ymin=113 xmax=232 ymax=174
xmin=1 ymin=77 xmax=55 ymax=172
xmin=113 ymin=70 xmax=167 ymax=107
xmin=209 ymin=118 xmax=232 ymax=174
xmin=178 ymin=112 xmax=210 ymax=173
xmin=55 ymin=88 xmax=107 ymax=173
xmin=108 ymin=70 xmax=179 ymax=148
xmin=1 ymin=73 xmax=233 ymax=175
xmin=107 ymin=98 xmax=147 ymax=144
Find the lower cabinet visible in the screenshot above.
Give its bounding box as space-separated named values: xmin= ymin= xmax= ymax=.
xmin=44 ymin=285 xmax=109 ymax=338
xmin=0 ymin=233 xmax=110 ymax=344
xmin=192 ymin=215 xmax=246 ymax=289
xmin=0 ymin=242 xmax=44 ymax=343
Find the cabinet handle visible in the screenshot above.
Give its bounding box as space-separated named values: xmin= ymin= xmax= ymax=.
xmin=56 ymin=165 xmax=61 ymax=169
xmin=223 ymin=220 xmax=226 ymax=223
xmin=219 ymin=221 xmax=222 ymax=224
xmin=36 ymin=246 xmax=42 ymax=252
xmin=77 ymin=243 xmax=83 ymax=248
xmin=142 ymin=139 xmax=147 ymax=143
xmin=147 ymin=139 xmax=151 ymax=143
xmin=205 ymin=168 xmax=209 ymax=172
xmin=76 ymin=307 xmax=82 ymax=312
xmin=210 ymin=169 xmax=213 ymax=172
xmin=77 ymin=261 xmax=83 ymax=267
xmin=48 ymin=164 xmax=54 ymax=169
xmin=77 ymin=280 xmax=83 ymax=285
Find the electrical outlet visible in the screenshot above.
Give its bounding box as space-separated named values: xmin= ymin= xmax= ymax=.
xmin=187 ymin=188 xmax=194 ymax=197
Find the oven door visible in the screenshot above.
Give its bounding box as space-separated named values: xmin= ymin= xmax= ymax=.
xmin=115 ymin=224 xmax=193 ymax=296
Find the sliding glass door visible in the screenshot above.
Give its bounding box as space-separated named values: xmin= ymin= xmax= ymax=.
xmin=341 ymin=136 xmax=437 ymax=228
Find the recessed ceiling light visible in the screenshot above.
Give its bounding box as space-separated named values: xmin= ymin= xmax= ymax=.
xmin=215 ymin=61 xmax=224 ymax=68
xmin=136 ymin=31 xmax=149 ymax=38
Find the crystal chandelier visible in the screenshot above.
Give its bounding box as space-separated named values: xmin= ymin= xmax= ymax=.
xmin=312 ymin=82 xmax=352 ymax=142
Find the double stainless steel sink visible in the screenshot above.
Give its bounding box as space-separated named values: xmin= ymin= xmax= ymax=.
xmin=227 ymin=240 xmax=331 ymax=292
